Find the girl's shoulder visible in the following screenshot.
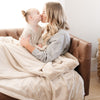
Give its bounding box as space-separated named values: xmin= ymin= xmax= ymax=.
xmin=37 ymin=25 xmax=43 ymax=31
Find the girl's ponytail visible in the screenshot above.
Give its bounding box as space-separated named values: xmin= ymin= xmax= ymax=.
xmin=22 ymin=10 xmax=26 ymax=17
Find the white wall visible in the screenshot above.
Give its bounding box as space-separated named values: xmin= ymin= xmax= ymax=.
xmin=0 ymin=0 xmax=60 ymax=29
xmin=64 ymin=0 xmax=100 ymax=71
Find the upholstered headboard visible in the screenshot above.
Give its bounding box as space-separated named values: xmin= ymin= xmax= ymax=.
xmin=69 ymin=34 xmax=91 ymax=96
xmin=0 ymin=28 xmax=91 ymax=97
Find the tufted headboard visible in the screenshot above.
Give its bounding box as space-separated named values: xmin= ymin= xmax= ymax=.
xmin=69 ymin=34 xmax=91 ymax=96
xmin=0 ymin=28 xmax=91 ymax=97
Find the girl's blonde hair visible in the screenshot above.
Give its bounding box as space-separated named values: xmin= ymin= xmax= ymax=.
xmin=43 ymin=2 xmax=69 ymax=44
xmin=22 ymin=8 xmax=36 ymax=22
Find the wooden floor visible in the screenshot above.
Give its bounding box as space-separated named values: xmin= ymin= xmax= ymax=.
xmin=85 ymin=71 xmax=100 ymax=100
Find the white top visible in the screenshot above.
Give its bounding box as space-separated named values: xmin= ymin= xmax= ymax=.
xmin=19 ymin=24 xmax=43 ymax=46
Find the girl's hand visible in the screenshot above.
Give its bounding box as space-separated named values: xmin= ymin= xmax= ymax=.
xmin=38 ymin=44 xmax=42 ymax=48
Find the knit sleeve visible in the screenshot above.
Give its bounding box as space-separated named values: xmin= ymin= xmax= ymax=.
xmin=32 ymin=34 xmax=64 ymax=63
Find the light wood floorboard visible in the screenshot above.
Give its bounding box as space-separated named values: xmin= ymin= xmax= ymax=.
xmin=85 ymin=71 xmax=100 ymax=100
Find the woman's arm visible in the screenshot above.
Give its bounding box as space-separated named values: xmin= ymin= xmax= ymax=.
xmin=32 ymin=37 xmax=64 ymax=63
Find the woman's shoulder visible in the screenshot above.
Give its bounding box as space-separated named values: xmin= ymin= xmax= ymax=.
xmin=49 ymin=29 xmax=69 ymax=42
xmin=54 ymin=29 xmax=70 ymax=38
xmin=58 ymin=29 xmax=69 ymax=35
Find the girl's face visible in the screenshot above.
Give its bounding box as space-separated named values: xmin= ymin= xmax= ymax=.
xmin=31 ymin=10 xmax=41 ymax=23
xmin=41 ymin=5 xmax=47 ymax=23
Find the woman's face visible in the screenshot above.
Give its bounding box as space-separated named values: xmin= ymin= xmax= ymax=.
xmin=41 ymin=5 xmax=47 ymax=23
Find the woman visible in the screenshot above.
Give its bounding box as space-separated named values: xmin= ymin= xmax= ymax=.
xmin=20 ymin=2 xmax=70 ymax=63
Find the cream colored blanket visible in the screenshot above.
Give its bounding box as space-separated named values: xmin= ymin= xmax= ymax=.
xmin=0 ymin=37 xmax=84 ymax=100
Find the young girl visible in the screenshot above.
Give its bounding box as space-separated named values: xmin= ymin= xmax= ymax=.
xmin=19 ymin=8 xmax=44 ymax=48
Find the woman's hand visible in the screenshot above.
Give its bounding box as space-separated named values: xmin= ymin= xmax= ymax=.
xmin=20 ymin=36 xmax=35 ymax=53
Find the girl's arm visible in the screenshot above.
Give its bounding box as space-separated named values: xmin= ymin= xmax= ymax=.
xmin=20 ymin=36 xmax=35 ymax=53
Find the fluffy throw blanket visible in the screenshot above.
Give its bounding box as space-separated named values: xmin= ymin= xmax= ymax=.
xmin=0 ymin=36 xmax=84 ymax=100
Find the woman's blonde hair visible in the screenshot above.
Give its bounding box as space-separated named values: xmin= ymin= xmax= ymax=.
xmin=43 ymin=2 xmax=69 ymax=44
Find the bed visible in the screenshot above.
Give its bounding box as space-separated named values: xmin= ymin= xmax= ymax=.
xmin=0 ymin=28 xmax=91 ymax=100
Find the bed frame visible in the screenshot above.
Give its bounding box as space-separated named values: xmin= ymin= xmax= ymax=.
xmin=0 ymin=28 xmax=92 ymax=100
